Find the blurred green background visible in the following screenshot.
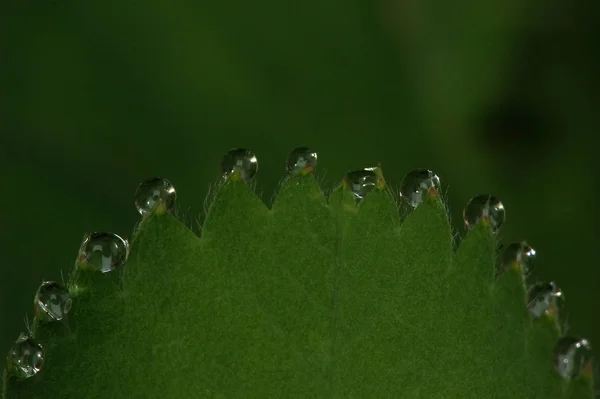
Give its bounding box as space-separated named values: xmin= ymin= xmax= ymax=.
xmin=1 ymin=0 xmax=598 ymax=363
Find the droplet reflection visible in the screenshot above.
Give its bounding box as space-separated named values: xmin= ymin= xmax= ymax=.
xmin=463 ymin=194 xmax=505 ymax=232
xmin=499 ymin=241 xmax=536 ymax=276
xmin=286 ymin=147 xmax=317 ymax=175
xmin=6 ymin=334 xmax=45 ymax=379
xmin=399 ymin=169 xmax=441 ymax=207
xmin=78 ymin=232 xmax=130 ymax=273
xmin=344 ymin=167 xmax=385 ymax=200
xmin=527 ymin=282 xmax=563 ymax=319
xmin=221 ymin=148 xmax=258 ymax=183
xmin=134 ymin=177 xmax=176 ymax=216
xmin=34 ymin=281 xmax=72 ymax=322
xmin=553 ymin=337 xmax=593 ymax=379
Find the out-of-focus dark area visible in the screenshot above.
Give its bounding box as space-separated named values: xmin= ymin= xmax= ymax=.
xmin=1 ymin=0 xmax=598 ymax=358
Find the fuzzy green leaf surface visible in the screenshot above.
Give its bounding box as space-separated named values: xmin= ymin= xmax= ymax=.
xmin=3 ymin=175 xmax=594 ymax=398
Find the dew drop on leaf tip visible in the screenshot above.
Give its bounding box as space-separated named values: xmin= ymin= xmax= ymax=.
xmin=527 ymin=282 xmax=563 ymax=319
xmin=553 ymin=337 xmax=594 ymax=380
xmin=399 ymin=169 xmax=441 ymax=208
xmin=463 ymin=194 xmax=505 ymax=232
xmin=34 ymin=281 xmax=72 ymax=322
xmin=77 ymin=232 xmax=130 ymax=273
xmin=499 ymin=241 xmax=536 ymax=276
xmin=221 ymin=148 xmax=258 ymax=183
xmin=6 ymin=334 xmax=45 ymax=379
xmin=135 ymin=177 xmax=176 ymax=216
xmin=286 ymin=147 xmax=317 ymax=175
xmin=344 ymin=167 xmax=384 ymax=199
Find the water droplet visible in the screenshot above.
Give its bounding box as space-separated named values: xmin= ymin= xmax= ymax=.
xmin=399 ymin=169 xmax=441 ymax=207
xmin=553 ymin=337 xmax=593 ymax=379
xmin=78 ymin=232 xmax=129 ymax=273
xmin=463 ymin=194 xmax=505 ymax=232
xmin=34 ymin=281 xmax=72 ymax=322
xmin=221 ymin=148 xmax=258 ymax=183
xmin=527 ymin=282 xmax=563 ymax=319
xmin=6 ymin=334 xmax=44 ymax=379
xmin=286 ymin=147 xmax=318 ymax=175
xmin=134 ymin=177 xmax=176 ymax=216
xmin=499 ymin=241 xmax=536 ymax=276
xmin=344 ymin=167 xmax=385 ymax=199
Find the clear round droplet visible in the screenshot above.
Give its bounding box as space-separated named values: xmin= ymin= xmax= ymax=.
xmin=344 ymin=167 xmax=383 ymax=199
xmin=134 ymin=177 xmax=176 ymax=215
xmin=463 ymin=194 xmax=505 ymax=232
xmin=286 ymin=147 xmax=318 ymax=175
xmin=553 ymin=337 xmax=593 ymax=379
xmin=34 ymin=281 xmax=72 ymax=322
xmin=221 ymin=148 xmax=258 ymax=183
xmin=527 ymin=282 xmax=563 ymax=319
xmin=399 ymin=169 xmax=441 ymax=207
xmin=6 ymin=334 xmax=45 ymax=379
xmin=499 ymin=241 xmax=536 ymax=276
xmin=78 ymin=232 xmax=129 ymax=273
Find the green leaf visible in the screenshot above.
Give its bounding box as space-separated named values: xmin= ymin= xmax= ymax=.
xmin=3 ymin=173 xmax=595 ymax=398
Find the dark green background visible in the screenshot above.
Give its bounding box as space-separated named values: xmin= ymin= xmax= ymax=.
xmin=1 ymin=0 xmax=598 ymax=365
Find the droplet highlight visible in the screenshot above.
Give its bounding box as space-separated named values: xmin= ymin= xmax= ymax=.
xmin=221 ymin=148 xmax=258 ymax=183
xmin=553 ymin=337 xmax=593 ymax=379
xmin=527 ymin=282 xmax=563 ymax=319
xmin=6 ymin=334 xmax=45 ymax=379
xmin=344 ymin=167 xmax=385 ymax=199
xmin=78 ymin=232 xmax=129 ymax=273
xmin=399 ymin=169 xmax=441 ymax=207
xmin=286 ymin=147 xmax=317 ymax=175
xmin=499 ymin=241 xmax=536 ymax=276
xmin=34 ymin=281 xmax=72 ymax=322
xmin=134 ymin=177 xmax=176 ymax=216
xmin=463 ymin=194 xmax=505 ymax=232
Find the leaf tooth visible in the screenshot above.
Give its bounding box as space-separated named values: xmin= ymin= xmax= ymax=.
xmin=202 ymin=179 xmax=268 ymax=238
xmin=271 ymin=173 xmax=326 ymax=212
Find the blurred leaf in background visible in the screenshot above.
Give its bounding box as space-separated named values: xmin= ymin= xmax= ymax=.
xmin=1 ymin=0 xmax=598 ymax=365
